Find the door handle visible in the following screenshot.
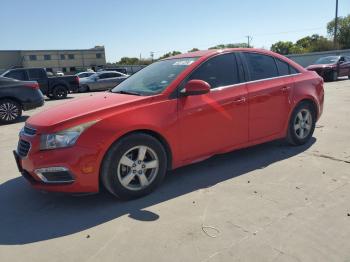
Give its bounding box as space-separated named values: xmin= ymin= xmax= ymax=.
xmin=232 ymin=97 xmax=246 ymax=104
xmin=281 ymin=86 xmax=291 ymax=92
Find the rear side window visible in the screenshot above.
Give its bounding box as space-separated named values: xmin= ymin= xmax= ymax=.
xmin=188 ymin=53 xmax=240 ymax=89
xmin=28 ymin=69 xmax=46 ymax=80
xmin=275 ymin=59 xmax=290 ymax=76
xmin=4 ymin=70 xmax=26 ymax=81
xmin=244 ymin=53 xmax=278 ymax=81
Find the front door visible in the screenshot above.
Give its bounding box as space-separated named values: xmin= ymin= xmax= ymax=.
xmin=178 ymin=53 xmax=249 ymax=162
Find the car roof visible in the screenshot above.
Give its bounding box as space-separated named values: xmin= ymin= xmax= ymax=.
xmin=163 ymin=48 xmax=279 ymax=60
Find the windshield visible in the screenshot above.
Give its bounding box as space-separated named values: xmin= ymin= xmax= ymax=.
xmin=111 ymin=57 xmax=198 ymax=96
xmin=314 ymin=56 xmax=339 ymax=65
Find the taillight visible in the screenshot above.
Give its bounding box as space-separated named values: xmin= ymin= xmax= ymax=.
xmin=24 ymin=82 xmax=39 ymax=90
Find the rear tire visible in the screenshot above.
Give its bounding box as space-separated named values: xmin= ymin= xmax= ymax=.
xmin=101 ymin=133 xmax=167 ymax=200
xmin=331 ymin=71 xmax=338 ymax=82
xmin=287 ymin=101 xmax=316 ymax=146
xmin=52 ymin=86 xmax=68 ymax=99
xmin=0 ymin=99 xmax=22 ymax=124
xmin=79 ymin=85 xmax=90 ymax=93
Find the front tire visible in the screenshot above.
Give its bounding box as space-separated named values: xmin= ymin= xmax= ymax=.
xmin=0 ymin=99 xmax=22 ymax=124
xmin=287 ymin=102 xmax=316 ymax=145
xmin=101 ymin=133 xmax=167 ymax=200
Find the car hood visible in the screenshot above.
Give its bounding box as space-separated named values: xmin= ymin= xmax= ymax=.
xmin=26 ymin=92 xmax=151 ymax=133
xmin=306 ymin=64 xmax=336 ymax=70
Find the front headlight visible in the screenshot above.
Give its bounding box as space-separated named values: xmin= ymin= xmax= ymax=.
xmin=40 ymin=120 xmax=98 ymax=150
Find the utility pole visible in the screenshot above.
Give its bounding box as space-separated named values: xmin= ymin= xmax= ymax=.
xmin=334 ymin=0 xmax=339 ymax=48
xmin=246 ymin=36 xmax=252 ymax=48
xmin=150 ymin=52 xmax=154 ymax=63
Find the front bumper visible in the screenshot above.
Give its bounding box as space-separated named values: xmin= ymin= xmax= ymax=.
xmin=14 ymin=134 xmax=101 ymax=193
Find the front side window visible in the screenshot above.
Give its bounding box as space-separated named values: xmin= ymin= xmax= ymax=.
xmin=112 ymin=57 xmax=198 ymax=96
xmin=186 ymin=53 xmax=240 ymax=89
xmin=244 ymin=53 xmax=278 ymax=81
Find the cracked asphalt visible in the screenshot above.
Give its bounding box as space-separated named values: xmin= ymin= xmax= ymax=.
xmin=0 ymin=79 xmax=349 ymax=262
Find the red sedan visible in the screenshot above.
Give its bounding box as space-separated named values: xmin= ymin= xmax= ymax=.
xmin=14 ymin=48 xmax=324 ymax=199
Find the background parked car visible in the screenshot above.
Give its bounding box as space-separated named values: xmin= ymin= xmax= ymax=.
xmin=0 ymin=77 xmax=44 ymax=124
xmin=56 ymin=71 xmax=64 ymax=76
xmin=1 ymin=68 xmax=80 ymax=99
xmin=98 ymin=67 xmax=128 ymax=74
xmin=306 ymin=56 xmax=350 ymax=81
xmin=76 ymin=71 xmax=95 ymax=79
xmin=79 ymin=71 xmax=129 ymax=92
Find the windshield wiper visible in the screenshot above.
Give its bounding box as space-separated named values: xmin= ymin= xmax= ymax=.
xmin=113 ymin=90 xmax=141 ymax=96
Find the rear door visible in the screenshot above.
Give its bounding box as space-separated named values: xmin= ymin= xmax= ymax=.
xmin=242 ymin=52 xmax=293 ymax=141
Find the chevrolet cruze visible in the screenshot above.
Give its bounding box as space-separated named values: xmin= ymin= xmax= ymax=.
xmin=14 ymin=49 xmax=324 ymax=199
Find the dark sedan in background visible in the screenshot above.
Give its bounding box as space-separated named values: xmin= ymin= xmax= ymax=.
xmin=306 ymin=56 xmax=350 ymax=81
xmin=0 ymin=77 xmax=44 ymax=124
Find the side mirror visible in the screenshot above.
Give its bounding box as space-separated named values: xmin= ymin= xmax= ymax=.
xmin=182 ymin=80 xmax=210 ymax=96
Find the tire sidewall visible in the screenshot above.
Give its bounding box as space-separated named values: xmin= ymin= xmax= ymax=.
xmin=288 ymin=102 xmax=316 ymax=145
xmin=101 ymin=133 xmax=167 ymax=200
xmin=53 ymin=86 xmax=68 ymax=99
xmin=0 ymin=99 xmax=22 ymax=124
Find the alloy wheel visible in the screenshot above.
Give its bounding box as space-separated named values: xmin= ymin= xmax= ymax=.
xmin=294 ymin=109 xmax=312 ymax=139
xmin=0 ymin=101 xmax=19 ymax=122
xmin=117 ymin=145 xmax=159 ymax=191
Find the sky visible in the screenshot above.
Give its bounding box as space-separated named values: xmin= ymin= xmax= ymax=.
xmin=1 ymin=0 xmax=349 ymax=62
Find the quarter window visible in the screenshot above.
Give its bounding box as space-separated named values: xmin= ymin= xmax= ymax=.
xmin=187 ymin=53 xmax=240 ymax=89
xmin=244 ymin=53 xmax=278 ymax=81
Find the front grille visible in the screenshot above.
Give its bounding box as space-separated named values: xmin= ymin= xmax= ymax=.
xmin=24 ymin=126 xmax=37 ymax=136
xmin=17 ymin=139 xmax=31 ymax=157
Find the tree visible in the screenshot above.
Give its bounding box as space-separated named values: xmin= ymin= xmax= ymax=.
xmin=188 ymin=48 xmax=200 ymax=52
xmin=208 ymin=43 xmax=249 ymax=49
xmin=116 ymin=57 xmax=152 ymax=65
xmin=270 ymin=41 xmax=295 ymax=55
xmin=327 ymin=14 xmax=350 ymax=49
xmin=295 ymin=34 xmax=333 ymax=52
xmin=159 ymin=51 xmax=182 ymax=59
xmin=117 ymin=57 xmax=140 ymax=65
